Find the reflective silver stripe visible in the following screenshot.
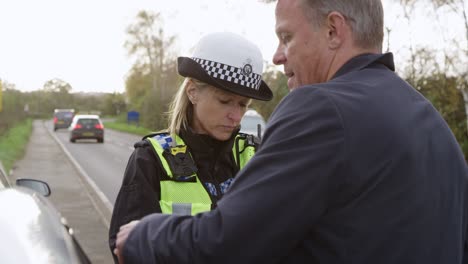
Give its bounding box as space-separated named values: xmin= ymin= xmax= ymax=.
xmin=172 ymin=203 xmax=192 ymax=215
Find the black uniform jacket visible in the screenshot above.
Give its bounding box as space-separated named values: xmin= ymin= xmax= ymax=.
xmin=122 ymin=53 xmax=468 ymax=264
xmin=108 ymin=128 xmax=241 ymax=261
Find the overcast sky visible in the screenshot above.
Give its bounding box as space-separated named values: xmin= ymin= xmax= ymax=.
xmin=0 ymin=0 xmax=466 ymax=93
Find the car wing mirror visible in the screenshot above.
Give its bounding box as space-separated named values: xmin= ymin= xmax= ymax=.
xmin=16 ymin=178 xmax=51 ymax=197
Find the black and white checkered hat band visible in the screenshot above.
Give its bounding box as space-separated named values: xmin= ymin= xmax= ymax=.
xmin=192 ymin=57 xmax=261 ymax=90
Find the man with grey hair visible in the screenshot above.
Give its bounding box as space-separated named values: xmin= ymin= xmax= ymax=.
xmin=115 ymin=0 xmax=468 ymax=263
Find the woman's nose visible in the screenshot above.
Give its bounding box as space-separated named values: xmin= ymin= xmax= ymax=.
xmin=228 ymin=108 xmax=243 ymax=123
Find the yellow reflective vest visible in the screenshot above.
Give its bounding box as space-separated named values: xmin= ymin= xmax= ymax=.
xmin=147 ymin=133 xmax=257 ymax=215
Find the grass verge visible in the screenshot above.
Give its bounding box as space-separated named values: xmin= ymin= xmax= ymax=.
xmin=0 ymin=119 xmax=33 ymax=174
xmin=103 ymin=121 xmax=154 ymax=136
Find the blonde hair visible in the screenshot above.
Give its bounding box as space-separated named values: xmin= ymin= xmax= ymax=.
xmin=167 ymin=78 xmax=253 ymax=136
xmin=167 ymin=78 xmax=210 ymax=136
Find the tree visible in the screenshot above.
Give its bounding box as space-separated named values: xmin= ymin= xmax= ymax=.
xmin=124 ymin=10 xmax=179 ymax=129
xmin=103 ymin=92 xmax=127 ymax=116
xmin=40 ymin=78 xmax=74 ymax=110
xmin=395 ymin=0 xmax=468 ymax=128
xmin=0 ymin=82 xmax=28 ymax=134
xmin=251 ymin=64 xmax=288 ymax=121
xmin=43 ymin=78 xmax=72 ymax=93
xmin=125 ymin=64 xmax=152 ymax=110
xmin=426 ymin=0 xmax=468 ymax=128
xmin=417 ymin=73 xmax=468 ymax=160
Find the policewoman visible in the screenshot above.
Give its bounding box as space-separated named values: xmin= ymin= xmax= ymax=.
xmin=108 ymin=32 xmax=272 ymax=261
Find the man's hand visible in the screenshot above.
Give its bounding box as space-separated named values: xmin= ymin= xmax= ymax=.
xmin=114 ymin=220 xmax=140 ymax=264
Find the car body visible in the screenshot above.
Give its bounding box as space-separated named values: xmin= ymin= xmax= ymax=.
xmin=69 ymin=114 xmax=104 ymax=143
xmin=0 ymin=166 xmax=91 ymax=264
xmin=240 ymin=109 xmax=266 ymax=138
xmin=53 ymin=109 xmax=75 ymax=131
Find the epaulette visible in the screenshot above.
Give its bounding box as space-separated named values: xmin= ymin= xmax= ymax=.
xmin=142 ymin=131 xmax=168 ymax=140
xmin=151 ymin=133 xmax=175 ymax=150
xmin=134 ymin=131 xmax=168 ymax=148
xmin=133 ymin=139 xmax=150 ymax=148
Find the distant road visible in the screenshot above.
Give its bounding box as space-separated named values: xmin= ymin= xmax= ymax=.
xmin=46 ymin=120 xmax=141 ymax=206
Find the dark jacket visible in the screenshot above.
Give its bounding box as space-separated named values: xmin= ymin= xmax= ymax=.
xmin=122 ymin=53 xmax=468 ymax=264
xmin=108 ymin=128 xmax=242 ymax=261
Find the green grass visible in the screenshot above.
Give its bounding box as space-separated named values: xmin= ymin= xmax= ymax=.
xmin=103 ymin=120 xmax=154 ymax=136
xmin=0 ymin=119 xmax=33 ymax=174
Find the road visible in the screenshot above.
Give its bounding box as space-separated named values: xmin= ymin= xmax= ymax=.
xmin=10 ymin=120 xmax=118 ymax=263
xmin=46 ymin=120 xmax=142 ymax=207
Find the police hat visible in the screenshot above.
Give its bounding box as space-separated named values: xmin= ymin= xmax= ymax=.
xmin=177 ymin=32 xmax=273 ymax=101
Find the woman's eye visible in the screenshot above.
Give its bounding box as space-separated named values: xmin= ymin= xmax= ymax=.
xmin=219 ymin=99 xmax=229 ymax=104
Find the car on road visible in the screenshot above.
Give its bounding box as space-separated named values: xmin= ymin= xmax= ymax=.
xmin=240 ymin=109 xmax=266 ymax=138
xmin=53 ymin=109 xmax=75 ymax=131
xmin=0 ymin=166 xmax=91 ymax=263
xmin=69 ymin=114 xmax=105 ymax=143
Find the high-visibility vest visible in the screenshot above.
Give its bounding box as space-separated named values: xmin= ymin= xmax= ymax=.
xmin=147 ymin=132 xmax=257 ymax=215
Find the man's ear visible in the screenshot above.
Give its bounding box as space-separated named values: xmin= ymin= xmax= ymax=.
xmin=326 ymin=11 xmax=347 ymax=50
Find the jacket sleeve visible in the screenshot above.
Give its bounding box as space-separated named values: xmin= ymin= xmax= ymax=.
xmin=122 ymin=88 xmax=346 ymax=264
xmin=465 ymin=195 xmax=468 ymax=264
xmin=465 ymin=239 xmax=468 ymax=264
xmin=108 ymin=140 xmax=164 ymax=263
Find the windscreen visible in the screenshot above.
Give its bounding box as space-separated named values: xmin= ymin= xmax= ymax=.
xmin=78 ymin=119 xmax=100 ymax=126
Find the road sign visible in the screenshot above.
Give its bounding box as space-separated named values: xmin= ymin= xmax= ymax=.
xmin=127 ymin=111 xmax=140 ymax=126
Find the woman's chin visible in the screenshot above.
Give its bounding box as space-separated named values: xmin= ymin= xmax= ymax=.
xmin=211 ymin=131 xmax=233 ymax=141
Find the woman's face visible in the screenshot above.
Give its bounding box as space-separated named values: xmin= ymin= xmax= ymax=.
xmin=187 ymin=83 xmax=251 ymax=141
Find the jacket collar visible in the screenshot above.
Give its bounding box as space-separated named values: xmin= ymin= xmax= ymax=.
xmin=179 ymin=127 xmax=239 ymax=154
xmin=332 ymin=52 xmax=395 ymax=80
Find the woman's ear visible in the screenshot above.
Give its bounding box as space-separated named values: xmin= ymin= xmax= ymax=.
xmin=186 ymin=82 xmax=197 ymax=104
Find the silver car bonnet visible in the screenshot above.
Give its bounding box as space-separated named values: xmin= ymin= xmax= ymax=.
xmin=0 ymin=187 xmax=82 ymax=264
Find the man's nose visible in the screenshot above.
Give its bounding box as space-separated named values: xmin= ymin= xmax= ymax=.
xmin=272 ymin=47 xmax=285 ymax=65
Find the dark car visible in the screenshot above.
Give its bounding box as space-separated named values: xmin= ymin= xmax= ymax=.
xmin=69 ymin=114 xmax=104 ymax=143
xmin=53 ymin=109 xmax=75 ymax=131
xmin=0 ymin=168 xmax=91 ymax=263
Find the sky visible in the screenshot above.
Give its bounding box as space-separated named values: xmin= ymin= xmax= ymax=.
xmin=0 ymin=0 xmax=466 ymax=94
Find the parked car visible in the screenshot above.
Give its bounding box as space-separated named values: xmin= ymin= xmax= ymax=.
xmin=53 ymin=109 xmax=75 ymax=131
xmin=240 ymin=109 xmax=266 ymax=138
xmin=0 ymin=167 xmax=91 ymax=263
xmin=69 ymin=114 xmax=105 ymax=143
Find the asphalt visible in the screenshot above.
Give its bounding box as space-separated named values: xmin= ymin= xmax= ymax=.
xmin=8 ymin=120 xmax=114 ymax=263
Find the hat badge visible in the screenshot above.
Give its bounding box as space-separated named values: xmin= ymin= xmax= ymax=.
xmin=242 ymin=58 xmax=253 ymax=76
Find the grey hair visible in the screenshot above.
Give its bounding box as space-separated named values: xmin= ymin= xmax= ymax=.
xmin=167 ymin=78 xmax=210 ymax=136
xmin=299 ymin=0 xmax=384 ymax=51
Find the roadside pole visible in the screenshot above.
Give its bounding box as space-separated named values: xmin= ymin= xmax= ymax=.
xmin=0 ymin=79 xmax=3 ymax=113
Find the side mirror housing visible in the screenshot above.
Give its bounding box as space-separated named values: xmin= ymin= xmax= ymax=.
xmin=16 ymin=178 xmax=51 ymax=197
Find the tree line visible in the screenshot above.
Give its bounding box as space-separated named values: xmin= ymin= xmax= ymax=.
xmin=0 ymin=78 xmax=126 ymax=135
